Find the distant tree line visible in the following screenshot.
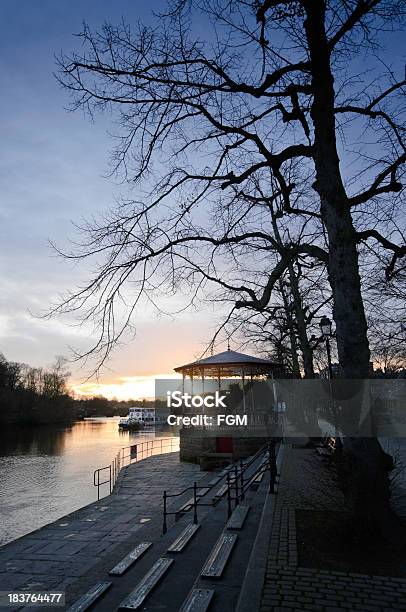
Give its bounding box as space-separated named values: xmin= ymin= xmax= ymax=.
xmin=0 ymin=353 xmax=77 ymax=425
xmin=77 ymin=396 xmax=166 ymax=418
xmin=0 ymin=353 xmax=165 ymax=425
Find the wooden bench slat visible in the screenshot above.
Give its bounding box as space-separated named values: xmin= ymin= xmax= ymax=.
xmin=201 ymin=533 xmax=237 ymax=579
xmin=226 ymin=505 xmax=250 ymax=531
xmin=167 ymin=523 xmax=200 ymax=553
xmin=109 ymin=542 xmax=152 ymax=576
xmin=67 ymin=582 xmax=112 ymax=612
xmin=179 ymin=588 xmax=214 ymax=612
xmin=118 ymin=557 xmax=174 ymax=610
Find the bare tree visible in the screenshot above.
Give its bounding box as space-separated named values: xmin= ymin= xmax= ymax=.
xmin=54 ymin=0 xmax=406 ymax=533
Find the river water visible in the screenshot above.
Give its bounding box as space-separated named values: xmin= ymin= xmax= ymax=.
xmin=0 ymin=418 xmax=178 ymax=547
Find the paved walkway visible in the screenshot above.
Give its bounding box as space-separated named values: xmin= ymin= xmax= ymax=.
xmin=0 ymin=453 xmax=202 ymax=601
xmin=260 ymin=442 xmax=406 ymax=612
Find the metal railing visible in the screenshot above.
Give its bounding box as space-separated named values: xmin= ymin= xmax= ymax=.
xmin=162 ymin=439 xmax=280 ymax=534
xmin=93 ymin=437 xmax=179 ymax=500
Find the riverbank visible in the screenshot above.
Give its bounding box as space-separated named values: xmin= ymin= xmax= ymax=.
xmin=0 ymin=418 xmax=178 ymax=546
xmin=0 ymin=452 xmax=203 ymax=605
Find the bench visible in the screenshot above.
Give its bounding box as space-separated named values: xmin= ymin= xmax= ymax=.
xmin=179 ymin=589 xmax=215 ymax=612
xmin=226 ymin=505 xmax=250 ymax=531
xmin=201 ymin=532 xmax=237 ymax=579
xmin=67 ymin=582 xmax=112 ymax=612
xmin=109 ymin=542 xmax=152 ymax=576
xmin=175 ymin=496 xmax=195 ymax=520
xmin=213 ymin=484 xmax=228 ymax=501
xmin=118 ymin=557 xmax=174 ymax=610
xmin=167 ymin=523 xmax=200 ymax=553
xmin=250 ymin=467 xmax=265 ymax=490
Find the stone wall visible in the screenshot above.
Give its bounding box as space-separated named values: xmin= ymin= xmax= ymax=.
xmin=179 ymin=428 xmax=268 ymax=465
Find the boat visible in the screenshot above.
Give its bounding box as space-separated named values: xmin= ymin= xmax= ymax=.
xmin=118 ymin=406 xmax=166 ymax=429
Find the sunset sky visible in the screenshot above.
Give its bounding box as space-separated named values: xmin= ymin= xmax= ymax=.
xmin=0 ymin=0 xmax=229 ymax=399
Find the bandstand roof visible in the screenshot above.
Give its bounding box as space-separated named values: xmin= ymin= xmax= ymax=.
xmin=174 ymin=349 xmax=278 ymax=377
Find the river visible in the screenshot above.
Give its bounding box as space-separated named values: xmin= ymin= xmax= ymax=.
xmin=0 ymin=418 xmax=178 ymax=547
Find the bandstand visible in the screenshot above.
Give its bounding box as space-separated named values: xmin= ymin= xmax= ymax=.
xmin=174 ymin=348 xmax=280 ymax=467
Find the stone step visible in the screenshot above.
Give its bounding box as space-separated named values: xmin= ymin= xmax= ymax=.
xmin=109 ymin=542 xmax=152 ymax=576
xmin=207 ymin=476 xmax=221 ymax=487
xmin=167 ymin=523 xmax=200 ymax=553
xmin=226 ymin=504 xmax=250 ymax=531
xmin=179 ymin=588 xmax=215 ymax=612
xmin=118 ymin=557 xmax=174 ymax=610
xmin=201 ymin=532 xmax=237 ymax=579
xmin=67 ymin=581 xmax=112 ymax=612
xmin=197 ymin=487 xmax=210 ymax=496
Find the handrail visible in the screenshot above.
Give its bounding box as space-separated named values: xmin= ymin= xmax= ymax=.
xmin=162 ymin=440 xmax=280 ymax=533
xmin=93 ymin=436 xmax=179 ymax=501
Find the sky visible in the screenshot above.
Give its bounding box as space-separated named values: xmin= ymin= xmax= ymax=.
xmin=1 ymin=2 xmax=404 ymax=399
xmin=0 ymin=0 xmax=223 ymax=399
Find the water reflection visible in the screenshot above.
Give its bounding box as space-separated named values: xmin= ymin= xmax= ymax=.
xmin=0 ymin=418 xmax=177 ymax=546
xmin=0 ymin=425 xmax=69 ymax=456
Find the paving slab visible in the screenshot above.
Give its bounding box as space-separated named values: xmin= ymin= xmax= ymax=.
xmin=0 ymin=452 xmax=202 ymax=603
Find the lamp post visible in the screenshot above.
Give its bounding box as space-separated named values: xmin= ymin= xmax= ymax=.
xmin=320 ymin=316 xmax=333 ymax=380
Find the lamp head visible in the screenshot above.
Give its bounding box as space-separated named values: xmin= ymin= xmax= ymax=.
xmin=320 ymin=316 xmax=332 ymax=337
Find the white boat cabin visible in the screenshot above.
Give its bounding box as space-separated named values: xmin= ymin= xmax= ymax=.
xmin=128 ymin=406 xmax=157 ymax=424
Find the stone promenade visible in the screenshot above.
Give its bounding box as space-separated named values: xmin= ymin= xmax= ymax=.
xmin=0 ymin=453 xmax=203 ymax=600
xmin=260 ymin=442 xmax=406 ymax=612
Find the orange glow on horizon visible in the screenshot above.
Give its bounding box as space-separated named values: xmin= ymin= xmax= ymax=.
xmin=70 ymin=373 xmax=181 ymax=401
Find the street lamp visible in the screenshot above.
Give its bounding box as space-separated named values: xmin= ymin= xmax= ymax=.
xmin=320 ymin=316 xmax=333 ymax=379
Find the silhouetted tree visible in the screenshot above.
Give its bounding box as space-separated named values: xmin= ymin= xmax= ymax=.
xmin=55 ymin=0 xmax=406 ymax=536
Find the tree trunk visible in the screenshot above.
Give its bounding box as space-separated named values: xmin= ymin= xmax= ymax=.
xmin=304 ymin=1 xmax=370 ymax=379
xmin=304 ymin=0 xmax=402 ymax=544
xmin=279 ymin=278 xmax=301 ymax=378
xmin=288 ymin=262 xmax=315 ymax=378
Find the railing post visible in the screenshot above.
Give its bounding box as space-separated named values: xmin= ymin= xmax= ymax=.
xmin=234 ymin=465 xmax=239 ymax=507
xmin=268 ymin=441 xmax=277 ymax=494
xmin=109 ymin=464 xmax=112 ymax=494
xmin=227 ymin=472 xmax=232 ymax=519
xmin=163 ymin=491 xmax=167 ymax=534
xmin=240 ymin=458 xmax=245 ymax=501
xmin=193 ymin=482 xmax=198 ymax=525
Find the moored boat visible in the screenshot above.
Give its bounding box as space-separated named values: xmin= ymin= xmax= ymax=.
xmin=118 ymin=406 xmax=166 ymax=429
